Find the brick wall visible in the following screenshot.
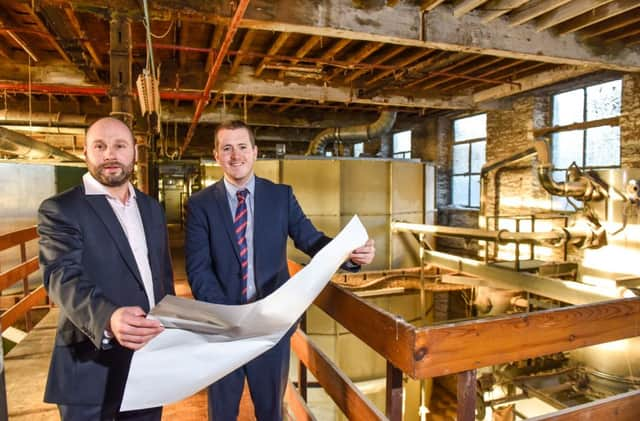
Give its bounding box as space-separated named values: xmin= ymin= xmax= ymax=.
xmin=621 ymin=73 xmax=640 ymax=168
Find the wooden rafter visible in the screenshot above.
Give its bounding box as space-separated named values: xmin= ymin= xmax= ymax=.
xmin=62 ymin=5 xmax=103 ymax=68
xmin=231 ymin=29 xmax=256 ymax=75
xmin=480 ymin=0 xmax=529 ymax=23
xmin=535 ymin=0 xmax=616 ymax=32
xmin=324 ymin=42 xmax=383 ymax=82
xmin=420 ymin=0 xmax=446 ymax=11
xmin=343 ymin=46 xmax=407 ymax=83
xmin=453 ymin=0 xmax=489 ymax=17
xmin=579 ymin=9 xmax=640 ymax=40
xmin=255 ymin=32 xmax=290 ymax=76
xmin=509 ymin=0 xmax=573 ymax=27
xmin=555 ymin=0 xmax=640 ymax=35
xmin=364 ymin=49 xmax=434 ymax=87
xmin=206 ymin=24 xmax=224 ymax=71
xmin=439 ymin=57 xmax=504 ymax=92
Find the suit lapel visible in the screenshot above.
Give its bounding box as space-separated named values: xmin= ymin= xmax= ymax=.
xmin=213 ymin=181 xmax=242 ymax=263
xmin=136 ymin=191 xmax=163 ymax=301
xmin=85 ymin=193 xmax=144 ymax=287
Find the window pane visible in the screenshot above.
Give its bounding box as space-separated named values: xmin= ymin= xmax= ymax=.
xmin=552 ymin=130 xmax=583 ymax=169
xmin=586 ymin=126 xmax=620 ymax=167
xmin=454 ymin=114 xmax=486 ymax=142
xmin=353 ymin=142 xmax=364 ymax=157
xmin=586 ymin=80 xmax=622 ymax=121
xmin=551 ymin=170 xmax=569 ymax=211
xmin=393 ymin=130 xmax=411 ymax=153
xmin=553 ymin=89 xmax=584 ymax=126
xmin=452 ymin=143 xmax=469 ymax=174
xmin=470 ymin=175 xmax=480 ymax=207
xmin=470 ymin=141 xmax=486 ymax=173
xmin=452 ymin=176 xmax=469 ymax=206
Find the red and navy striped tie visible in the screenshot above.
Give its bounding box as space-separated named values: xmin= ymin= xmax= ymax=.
xmin=234 ymin=189 xmax=249 ymax=303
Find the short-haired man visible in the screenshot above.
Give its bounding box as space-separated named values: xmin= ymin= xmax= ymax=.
xmin=38 ymin=117 xmax=175 ymax=420
xmin=185 ymin=120 xmax=375 ymax=420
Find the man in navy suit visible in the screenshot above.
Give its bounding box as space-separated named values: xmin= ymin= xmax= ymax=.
xmin=38 ymin=117 xmax=175 ymax=420
xmin=185 ymin=120 xmax=375 ymax=420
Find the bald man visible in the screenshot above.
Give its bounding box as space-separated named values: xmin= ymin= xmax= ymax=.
xmin=38 ymin=117 xmax=175 ymax=420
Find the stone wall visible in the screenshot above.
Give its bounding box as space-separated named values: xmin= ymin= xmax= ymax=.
xmin=411 ymin=73 xmax=640 ymax=262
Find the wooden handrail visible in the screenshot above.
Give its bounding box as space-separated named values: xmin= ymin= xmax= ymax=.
xmin=314 ymin=282 xmax=640 ymax=379
xmin=528 ymin=389 xmax=640 ymax=421
xmin=1 ymin=285 xmax=47 ymax=329
xmin=0 ymin=226 xmax=37 ymax=252
xmin=284 ymin=382 xmax=317 ymax=421
xmin=0 ymin=257 xmax=39 ymax=292
xmin=291 ymin=328 xmax=386 ymax=421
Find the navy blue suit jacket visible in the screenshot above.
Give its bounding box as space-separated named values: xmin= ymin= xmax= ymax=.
xmin=37 ymin=185 xmax=175 ymax=410
xmin=185 ymin=176 xmax=331 ymax=305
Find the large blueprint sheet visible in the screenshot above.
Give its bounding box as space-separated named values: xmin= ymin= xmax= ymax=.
xmin=120 ymin=215 xmax=368 ymax=411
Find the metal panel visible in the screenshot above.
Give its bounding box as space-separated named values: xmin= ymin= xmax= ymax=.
xmin=282 ymin=159 xmax=341 ymax=216
xmin=340 ymin=160 xmax=389 ymax=216
xmin=254 ymin=159 xmax=280 ymax=183
xmin=391 ymin=161 xmax=423 ymax=215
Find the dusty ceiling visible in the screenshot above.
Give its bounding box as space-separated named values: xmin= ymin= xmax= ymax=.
xmin=0 ymin=0 xmax=638 ymax=157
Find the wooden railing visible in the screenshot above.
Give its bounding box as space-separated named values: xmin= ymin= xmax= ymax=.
xmin=0 ymin=226 xmax=48 ymax=333
xmin=286 ymin=261 xmax=640 ymax=420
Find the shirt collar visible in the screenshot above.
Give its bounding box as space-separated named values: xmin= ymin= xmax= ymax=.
xmin=82 ymin=172 xmax=136 ymax=202
xmin=223 ymin=175 xmax=255 ymax=199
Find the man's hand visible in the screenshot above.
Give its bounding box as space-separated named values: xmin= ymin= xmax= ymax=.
xmin=349 ymin=239 xmax=375 ymax=265
xmin=108 ymin=306 xmax=164 ymax=350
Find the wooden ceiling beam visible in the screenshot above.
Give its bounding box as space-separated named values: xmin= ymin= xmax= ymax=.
xmin=291 ymin=35 xmax=322 ymax=64
xmin=230 ymin=29 xmax=256 ymax=75
xmin=473 ymin=64 xmax=594 ymax=103
xmin=509 ymin=0 xmax=573 ymax=27
xmin=324 ymin=42 xmax=383 ymax=82
xmin=453 ymin=0 xmax=490 ymax=17
xmin=62 ymin=5 xmax=103 ymax=68
xmin=579 ymin=9 xmax=640 ymax=40
xmin=232 ymin=0 xmax=640 ymax=71
xmin=535 ymin=0 xmax=615 ymax=32
xmin=364 ymin=49 xmax=434 ymax=86
xmin=255 ymin=32 xmax=290 ymax=76
xmin=479 ymin=0 xmax=528 ymax=23
xmin=420 ymin=0 xmax=446 ymax=11
xmin=555 ymin=0 xmax=640 ymax=35
xmin=439 ymin=57 xmax=504 ymax=92
xmin=206 ymin=25 xmax=225 ymax=71
xmin=343 ymin=46 xmax=407 ymax=83
xmin=214 ymin=66 xmax=473 ymax=109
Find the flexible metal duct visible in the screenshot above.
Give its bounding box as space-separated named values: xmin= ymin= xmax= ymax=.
xmin=0 ymin=126 xmax=81 ymax=161
xmin=305 ymin=111 xmax=397 ymax=155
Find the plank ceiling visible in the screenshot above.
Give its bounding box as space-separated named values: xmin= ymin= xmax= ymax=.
xmin=0 ymin=0 xmax=638 ymax=155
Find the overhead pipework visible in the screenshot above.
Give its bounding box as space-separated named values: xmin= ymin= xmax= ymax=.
xmin=0 ymin=126 xmax=81 ymax=161
xmin=534 ymin=138 xmax=607 ymax=202
xmin=305 ymin=111 xmax=397 ymax=155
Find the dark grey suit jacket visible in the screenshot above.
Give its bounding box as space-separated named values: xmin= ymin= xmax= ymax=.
xmin=37 ymin=184 xmax=174 ymax=411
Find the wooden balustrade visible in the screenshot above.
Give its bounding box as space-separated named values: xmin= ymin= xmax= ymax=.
xmin=285 ymin=255 xmax=640 ymax=420
xmin=0 ymin=226 xmax=46 ymax=332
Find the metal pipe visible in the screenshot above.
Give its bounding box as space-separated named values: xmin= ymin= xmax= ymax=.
xmin=180 ymin=0 xmax=250 ymax=157
xmin=306 ymin=111 xmax=397 ymax=155
xmin=0 ymin=83 xmax=202 ymax=101
xmin=427 ymin=249 xmax=635 ymax=305
xmin=534 ymin=138 xmax=606 ymax=201
xmin=391 ymin=221 xmax=604 ymax=249
xmin=0 ymin=126 xmax=81 ymax=161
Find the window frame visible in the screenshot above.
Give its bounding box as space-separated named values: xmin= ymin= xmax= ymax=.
xmin=392 ymin=130 xmax=412 ymax=159
xmin=451 ymin=114 xmax=486 ymax=208
xmin=550 ymin=79 xmax=622 ymax=173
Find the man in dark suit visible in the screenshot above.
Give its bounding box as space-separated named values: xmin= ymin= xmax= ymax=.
xmin=185 ymin=120 xmax=375 ymax=420
xmin=38 ymin=117 xmax=175 ymax=421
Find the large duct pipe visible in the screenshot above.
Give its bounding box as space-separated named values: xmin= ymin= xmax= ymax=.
xmin=534 ymin=138 xmax=606 ymax=201
xmin=0 ymin=126 xmax=81 ymax=161
xmin=305 ymin=111 xmax=397 ymax=155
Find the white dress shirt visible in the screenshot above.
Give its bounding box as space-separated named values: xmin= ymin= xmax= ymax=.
xmin=83 ymin=172 xmax=156 ymax=309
